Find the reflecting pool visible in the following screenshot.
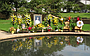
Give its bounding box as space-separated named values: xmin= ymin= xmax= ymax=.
xmin=0 ymin=36 xmax=90 ymax=56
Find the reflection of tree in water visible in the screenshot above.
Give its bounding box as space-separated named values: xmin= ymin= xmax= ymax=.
xmin=38 ymin=36 xmax=66 ymax=56
xmin=84 ymin=36 xmax=90 ymax=47
xmin=69 ymin=36 xmax=84 ymax=47
xmin=1 ymin=36 xmax=90 ymax=56
xmin=0 ymin=41 xmax=16 ymax=56
xmin=69 ymin=36 xmax=78 ymax=47
xmin=13 ymin=36 xmax=66 ymax=56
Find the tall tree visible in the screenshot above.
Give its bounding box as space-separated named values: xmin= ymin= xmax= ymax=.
xmin=0 ymin=0 xmax=12 ymax=19
xmin=63 ymin=1 xmax=81 ymax=12
xmin=68 ymin=0 xmax=80 ymax=2
xmin=0 ymin=0 xmax=27 ymax=19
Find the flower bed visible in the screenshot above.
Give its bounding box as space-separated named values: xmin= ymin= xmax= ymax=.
xmin=9 ymin=14 xmax=85 ymax=34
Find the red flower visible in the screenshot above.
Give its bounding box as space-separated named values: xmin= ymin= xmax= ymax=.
xmin=77 ymin=42 xmax=79 ymax=45
xmin=68 ymin=42 xmax=70 ymax=45
xmin=48 ymin=29 xmax=51 ymax=31
xmin=77 ymin=17 xmax=80 ymax=21
xmin=29 ymin=37 xmax=32 ymax=39
xmin=28 ymin=27 xmax=32 ymax=31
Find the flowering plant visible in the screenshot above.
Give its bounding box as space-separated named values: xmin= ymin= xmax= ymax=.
xmin=77 ymin=20 xmax=84 ymax=27
xmin=9 ymin=27 xmax=16 ymax=34
xmin=38 ymin=23 xmax=45 ymax=28
xmin=35 ymin=23 xmax=45 ymax=28
xmin=10 ymin=27 xmax=15 ymax=31
xmin=47 ymin=26 xmax=52 ymax=29
xmin=33 ymin=23 xmax=45 ymax=32
xmin=10 ymin=14 xmax=17 ymax=25
xmin=28 ymin=27 xmax=32 ymax=31
xmin=47 ymin=26 xmax=52 ymax=31
xmin=25 ymin=14 xmax=32 ymax=27
xmin=53 ymin=17 xmax=58 ymax=26
xmin=59 ymin=16 xmax=64 ymax=24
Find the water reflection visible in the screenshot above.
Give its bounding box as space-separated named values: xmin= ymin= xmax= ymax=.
xmin=0 ymin=36 xmax=90 ymax=56
xmin=77 ymin=36 xmax=83 ymax=43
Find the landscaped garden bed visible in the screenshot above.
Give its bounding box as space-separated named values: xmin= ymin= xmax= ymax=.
xmin=0 ymin=13 xmax=90 ymax=34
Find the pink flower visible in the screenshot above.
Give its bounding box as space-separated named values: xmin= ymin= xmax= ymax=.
xmin=29 ymin=37 xmax=32 ymax=39
xmin=77 ymin=17 xmax=80 ymax=21
xmin=28 ymin=27 xmax=32 ymax=31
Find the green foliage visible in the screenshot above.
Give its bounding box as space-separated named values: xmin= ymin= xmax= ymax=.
xmin=0 ymin=2 xmax=12 ymax=19
xmin=69 ymin=19 xmax=77 ymax=30
xmin=72 ymin=3 xmax=81 ymax=12
xmin=0 ymin=0 xmax=27 ymax=19
xmin=0 ymin=0 xmax=88 ymax=19
xmin=17 ymin=7 xmax=28 ymax=14
xmin=86 ymin=5 xmax=90 ymax=10
xmin=64 ymin=1 xmax=81 ymax=12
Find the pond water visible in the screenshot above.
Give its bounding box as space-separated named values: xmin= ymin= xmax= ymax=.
xmin=0 ymin=36 xmax=90 ymax=56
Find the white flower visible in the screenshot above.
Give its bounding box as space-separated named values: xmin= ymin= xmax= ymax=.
xmin=17 ymin=29 xmax=20 ymax=32
xmin=55 ymin=29 xmax=58 ymax=31
xmin=33 ymin=31 xmax=34 ymax=32
xmin=60 ymin=18 xmax=63 ymax=21
xmin=77 ymin=20 xmax=84 ymax=27
xmin=77 ymin=37 xmax=83 ymax=43
xmin=60 ymin=41 xmax=63 ymax=45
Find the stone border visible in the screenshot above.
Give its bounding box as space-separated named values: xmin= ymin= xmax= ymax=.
xmin=0 ymin=32 xmax=90 ymax=41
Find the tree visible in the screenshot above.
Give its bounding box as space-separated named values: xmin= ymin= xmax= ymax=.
xmin=0 ymin=0 xmax=27 ymax=19
xmin=28 ymin=0 xmax=63 ymax=14
xmin=86 ymin=5 xmax=90 ymax=10
xmin=63 ymin=1 xmax=81 ymax=12
xmin=0 ymin=0 xmax=12 ymax=19
xmin=72 ymin=3 xmax=81 ymax=13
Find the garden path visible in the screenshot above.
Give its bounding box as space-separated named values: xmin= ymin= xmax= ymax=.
xmin=0 ymin=30 xmax=11 ymax=39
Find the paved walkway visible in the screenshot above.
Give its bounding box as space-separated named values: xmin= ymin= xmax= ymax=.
xmin=0 ymin=30 xmax=11 ymax=39
xmin=0 ymin=30 xmax=90 ymax=41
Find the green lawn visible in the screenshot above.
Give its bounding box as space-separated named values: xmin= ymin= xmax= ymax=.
xmin=58 ymin=13 xmax=90 ymax=18
xmin=0 ymin=19 xmax=17 ymax=31
xmin=82 ymin=24 xmax=90 ymax=31
xmin=0 ymin=19 xmax=90 ymax=32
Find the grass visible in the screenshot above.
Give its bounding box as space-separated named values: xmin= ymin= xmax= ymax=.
xmin=0 ymin=19 xmax=90 ymax=32
xmin=0 ymin=19 xmax=17 ymax=31
xmin=82 ymin=24 xmax=90 ymax=31
xmin=58 ymin=13 xmax=90 ymax=18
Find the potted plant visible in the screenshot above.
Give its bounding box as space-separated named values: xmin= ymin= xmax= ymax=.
xmin=10 ymin=27 xmax=16 ymax=34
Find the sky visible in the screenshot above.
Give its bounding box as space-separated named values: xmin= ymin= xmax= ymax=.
xmin=26 ymin=0 xmax=31 ymax=2
xmin=54 ymin=45 xmax=90 ymax=56
xmin=80 ymin=0 xmax=90 ymax=5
